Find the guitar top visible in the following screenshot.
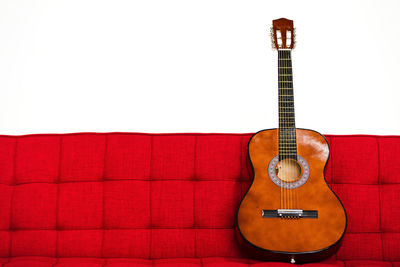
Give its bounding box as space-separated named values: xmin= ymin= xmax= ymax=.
xmin=236 ymin=18 xmax=347 ymax=264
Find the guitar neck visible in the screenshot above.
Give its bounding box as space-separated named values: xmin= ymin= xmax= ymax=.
xmin=278 ymin=49 xmax=297 ymax=160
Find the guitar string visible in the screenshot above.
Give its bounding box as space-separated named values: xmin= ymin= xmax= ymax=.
xmin=280 ymin=49 xmax=287 ymax=211
xmin=288 ymin=49 xmax=298 ymax=213
xmin=288 ymin=49 xmax=296 ymax=213
xmin=278 ymin=49 xmax=283 ymax=211
xmin=281 ymin=49 xmax=287 ymax=212
xmin=278 ymin=50 xmax=285 ymax=209
xmin=283 ymin=50 xmax=288 ymax=212
xmin=290 ymin=49 xmax=298 ymax=212
xmin=286 ymin=49 xmax=292 ymax=213
xmin=291 ymin=49 xmax=298 ymax=212
xmin=286 ymin=49 xmax=292 ymax=212
xmin=282 ymin=50 xmax=290 ymax=214
xmin=281 ymin=49 xmax=288 ymax=212
xmin=289 ymin=49 xmax=295 ymax=213
xmin=283 ymin=49 xmax=289 ymax=212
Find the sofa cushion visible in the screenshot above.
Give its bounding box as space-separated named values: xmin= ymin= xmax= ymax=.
xmin=0 ymin=133 xmax=399 ymax=264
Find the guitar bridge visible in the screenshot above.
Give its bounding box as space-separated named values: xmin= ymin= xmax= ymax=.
xmin=262 ymin=209 xmax=318 ymax=218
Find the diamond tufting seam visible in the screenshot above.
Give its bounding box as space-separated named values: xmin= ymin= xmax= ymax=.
xmin=51 ymin=257 xmax=59 ymax=267
xmin=55 ymin=136 xmax=63 ymax=258
xmin=193 ymin=135 xmax=197 ymax=258
xmin=377 ymin=137 xmax=385 ymax=261
xmin=0 ymin=177 xmax=250 ymax=186
xmin=239 ymin=136 xmax=243 ymax=182
xmin=331 ymin=136 xmax=334 ymax=186
xmin=101 ymin=134 xmax=108 ymax=259
xmin=0 ymin=179 xmax=388 ymax=186
xmin=149 ymin=135 xmax=154 ymax=259
xmin=8 ymin=138 xmax=18 ymax=260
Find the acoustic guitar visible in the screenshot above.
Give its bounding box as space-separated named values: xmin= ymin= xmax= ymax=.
xmin=236 ymin=18 xmax=347 ymax=264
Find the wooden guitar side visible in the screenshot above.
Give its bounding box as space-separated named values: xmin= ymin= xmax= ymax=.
xmin=236 ymin=128 xmax=347 ymax=263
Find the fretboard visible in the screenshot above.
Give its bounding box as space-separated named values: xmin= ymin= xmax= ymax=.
xmin=278 ymin=50 xmax=297 ymax=160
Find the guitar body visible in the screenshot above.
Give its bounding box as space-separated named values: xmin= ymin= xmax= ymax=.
xmin=236 ymin=128 xmax=347 ymax=263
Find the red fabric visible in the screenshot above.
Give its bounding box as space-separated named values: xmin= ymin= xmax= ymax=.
xmin=0 ymin=133 xmax=399 ymax=266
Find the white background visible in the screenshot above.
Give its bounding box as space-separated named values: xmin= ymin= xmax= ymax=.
xmin=1 ymin=0 xmax=399 ymax=135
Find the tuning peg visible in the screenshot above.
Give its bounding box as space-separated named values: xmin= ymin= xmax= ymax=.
xmin=270 ymin=27 xmax=276 ymax=50
xmin=292 ymin=28 xmax=297 ymax=49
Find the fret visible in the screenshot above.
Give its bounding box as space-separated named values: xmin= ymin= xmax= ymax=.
xmin=279 ymin=133 xmax=296 ymax=135
xmin=281 ymin=142 xmax=297 ymax=146
xmin=278 ymin=145 xmax=297 ymax=147
xmin=279 ymin=144 xmax=297 ymax=146
xmin=279 ymin=131 xmax=296 ymax=134
xmin=279 ymin=126 xmax=295 ymax=128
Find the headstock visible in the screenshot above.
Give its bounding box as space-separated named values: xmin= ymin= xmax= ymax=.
xmin=271 ymin=18 xmax=296 ymax=50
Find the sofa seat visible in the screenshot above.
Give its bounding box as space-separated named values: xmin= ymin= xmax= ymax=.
xmin=1 ymin=257 xmax=398 ymax=266
xmin=0 ymin=133 xmax=399 ymax=266
xmin=1 ymin=257 xmax=400 ymax=266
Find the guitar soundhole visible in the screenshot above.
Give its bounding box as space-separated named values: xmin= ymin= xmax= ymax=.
xmin=268 ymin=155 xmax=310 ymax=189
xmin=276 ymin=158 xmax=302 ymax=183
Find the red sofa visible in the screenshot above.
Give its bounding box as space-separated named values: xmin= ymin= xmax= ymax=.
xmin=0 ymin=132 xmax=399 ymax=266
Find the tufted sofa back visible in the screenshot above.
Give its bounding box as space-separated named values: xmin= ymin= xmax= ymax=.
xmin=0 ymin=133 xmax=399 ymax=262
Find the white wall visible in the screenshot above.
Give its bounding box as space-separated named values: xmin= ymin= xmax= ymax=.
xmin=1 ymin=0 xmax=399 ymax=135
